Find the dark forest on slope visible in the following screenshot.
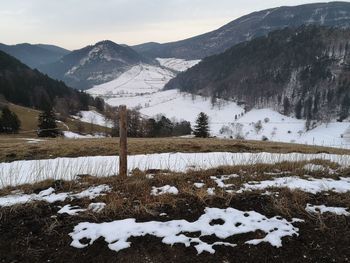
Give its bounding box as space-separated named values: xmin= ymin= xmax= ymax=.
xmin=0 ymin=50 xmax=103 ymax=114
xmin=166 ymin=26 xmax=350 ymax=121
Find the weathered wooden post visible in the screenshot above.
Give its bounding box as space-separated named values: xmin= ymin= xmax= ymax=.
xmin=119 ymin=105 xmax=127 ymax=179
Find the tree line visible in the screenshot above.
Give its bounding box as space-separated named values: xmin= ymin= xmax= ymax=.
xmin=0 ymin=98 xmax=212 ymax=139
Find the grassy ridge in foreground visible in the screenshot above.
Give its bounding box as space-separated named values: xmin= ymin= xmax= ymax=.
xmin=0 ymin=137 xmax=349 ymax=163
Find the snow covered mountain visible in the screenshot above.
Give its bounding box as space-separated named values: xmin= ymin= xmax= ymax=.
xmin=39 ymin=40 xmax=154 ymax=90
xmin=133 ymin=2 xmax=350 ymax=59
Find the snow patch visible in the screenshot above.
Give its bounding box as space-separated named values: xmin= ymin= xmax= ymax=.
xmin=88 ymin=202 xmax=106 ymax=213
xmin=0 ymin=185 xmax=111 ymax=207
xmin=207 ymin=188 xmax=215 ymax=196
xmin=151 ymin=185 xmax=179 ymax=196
xmin=70 ymin=207 xmax=302 ymax=254
xmin=303 ymin=164 xmax=329 ymax=172
xmin=239 ymin=176 xmax=350 ymax=194
xmin=63 ymin=131 xmax=106 ymax=139
xmin=194 ymin=182 xmax=205 ymax=188
xmin=75 ymin=110 xmax=112 ymax=128
xmin=58 ymin=205 xmax=86 ymax=215
xmin=305 ymin=204 xmax=350 ymax=216
xmin=210 ymin=174 xmax=239 ymax=188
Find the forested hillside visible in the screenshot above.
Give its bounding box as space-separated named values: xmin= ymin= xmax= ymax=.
xmin=0 ymin=50 xmax=102 ymax=114
xmin=133 ymin=2 xmax=350 ymax=59
xmin=0 ymin=43 xmax=69 ymax=69
xmin=166 ymin=26 xmax=350 ymax=121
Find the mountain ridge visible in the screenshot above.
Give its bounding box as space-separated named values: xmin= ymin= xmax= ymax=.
xmin=165 ymin=26 xmax=350 ymax=122
xmin=133 ymin=1 xmax=350 ymax=59
xmin=0 ymin=49 xmax=101 ymax=114
xmin=39 ymin=40 xmax=155 ymax=90
xmin=0 ymin=43 xmax=70 ymax=69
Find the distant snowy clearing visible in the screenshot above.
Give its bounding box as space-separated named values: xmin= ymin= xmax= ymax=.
xmin=88 ymin=63 xmax=175 ymax=96
xmin=73 ymin=110 xmax=112 ymax=128
xmin=156 ymin=57 xmax=201 ymax=72
xmin=1 ymin=152 xmax=350 ymax=188
xmin=63 ymin=131 xmax=106 ymax=139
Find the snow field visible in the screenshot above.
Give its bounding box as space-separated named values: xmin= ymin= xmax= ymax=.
xmin=88 ymin=64 xmax=175 ymax=96
xmin=85 ymin=57 xmax=350 ymax=148
xmin=219 ymin=109 xmax=350 ymax=148
xmin=74 ymin=110 xmax=113 ymax=128
xmin=1 ymin=152 xmax=350 ymax=189
xmin=156 ymin=58 xmax=201 ymax=72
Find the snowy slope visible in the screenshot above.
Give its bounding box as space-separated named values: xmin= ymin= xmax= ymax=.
xmin=87 ymin=59 xmax=244 ymax=135
xmin=87 ymin=59 xmax=350 ymax=149
xmin=88 ymin=64 xmax=175 ymax=96
xmin=219 ymin=109 xmax=350 ymax=148
xmin=156 ymin=58 xmax=201 ymax=72
xmin=74 ymin=110 xmax=112 ymax=128
xmin=99 ymin=89 xmax=244 ymax=135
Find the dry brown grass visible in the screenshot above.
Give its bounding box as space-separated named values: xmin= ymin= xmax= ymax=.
xmin=6 ymin=103 xmax=110 ymax=138
xmin=271 ymin=189 xmax=310 ymax=218
xmin=2 ymin=160 xmax=347 ymax=220
xmin=0 ymin=136 xmax=349 ymax=163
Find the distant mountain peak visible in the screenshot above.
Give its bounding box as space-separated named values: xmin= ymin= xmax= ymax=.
xmin=39 ymin=40 xmax=155 ymax=90
xmin=95 ymin=40 xmax=118 ymax=46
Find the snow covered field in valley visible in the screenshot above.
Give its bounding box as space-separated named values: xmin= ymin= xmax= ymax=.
xmin=156 ymin=57 xmax=201 ymax=72
xmin=84 ymin=58 xmax=350 ymax=149
xmin=88 ymin=64 xmax=175 ymax=96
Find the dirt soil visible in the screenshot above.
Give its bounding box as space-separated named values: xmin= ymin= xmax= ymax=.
xmin=1 ymin=193 xmax=349 ymax=263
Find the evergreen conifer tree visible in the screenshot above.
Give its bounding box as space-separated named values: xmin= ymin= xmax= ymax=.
xmin=194 ymin=112 xmax=210 ymax=138
xmin=0 ymin=107 xmax=20 ymax=133
xmin=339 ymin=94 xmax=350 ymax=121
xmin=37 ymin=107 xmax=61 ymax=137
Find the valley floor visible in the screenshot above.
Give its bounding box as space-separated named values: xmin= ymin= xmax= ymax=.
xmin=85 ymin=59 xmax=350 ymax=149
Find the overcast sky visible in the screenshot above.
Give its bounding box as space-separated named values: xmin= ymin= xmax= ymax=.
xmin=0 ymin=0 xmax=333 ymax=50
